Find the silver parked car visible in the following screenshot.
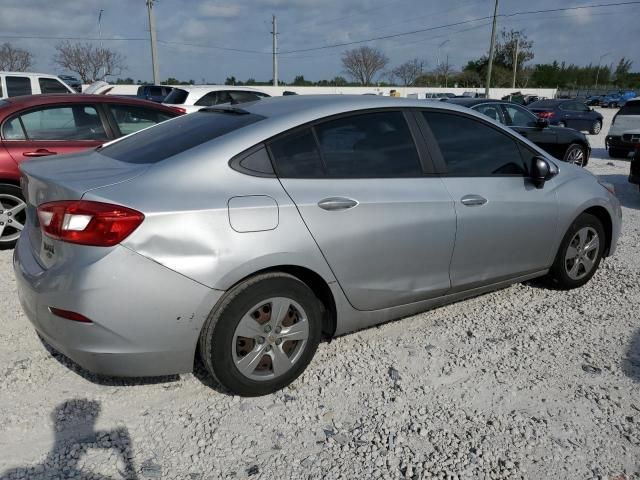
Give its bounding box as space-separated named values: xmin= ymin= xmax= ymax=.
xmin=14 ymin=96 xmax=621 ymax=396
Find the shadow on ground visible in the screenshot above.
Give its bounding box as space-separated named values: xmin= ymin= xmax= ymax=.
xmin=623 ymin=329 xmax=640 ymax=383
xmin=0 ymin=399 xmax=139 ymax=480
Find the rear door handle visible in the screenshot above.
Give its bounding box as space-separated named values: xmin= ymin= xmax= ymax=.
xmin=23 ymin=149 xmax=57 ymax=157
xmin=460 ymin=194 xmax=487 ymax=206
xmin=318 ymin=197 xmax=358 ymax=211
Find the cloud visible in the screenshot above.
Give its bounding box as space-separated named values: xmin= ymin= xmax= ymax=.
xmin=197 ymin=3 xmax=242 ymax=18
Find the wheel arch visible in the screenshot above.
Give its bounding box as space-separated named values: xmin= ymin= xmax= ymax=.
xmin=222 ymin=265 xmax=337 ymax=339
xmin=583 ymin=205 xmax=613 ymax=257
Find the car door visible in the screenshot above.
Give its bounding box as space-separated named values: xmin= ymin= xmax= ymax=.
xmin=419 ymin=110 xmax=558 ymax=290
xmin=269 ymin=110 xmax=457 ymax=311
xmin=1 ymin=104 xmax=110 ymax=165
xmin=103 ymin=103 xmax=176 ymax=137
xmin=500 ymin=103 xmax=561 ymax=157
xmin=559 ymin=102 xmax=584 ymax=130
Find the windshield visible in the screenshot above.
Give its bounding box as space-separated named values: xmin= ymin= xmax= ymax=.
xmin=99 ymin=110 xmax=265 ymax=164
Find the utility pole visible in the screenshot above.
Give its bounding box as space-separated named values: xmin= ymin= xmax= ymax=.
xmin=146 ymin=0 xmax=160 ymax=85
xmin=485 ymin=0 xmax=499 ymax=98
xmin=98 ymin=9 xmax=105 ymax=79
xmin=271 ymin=15 xmax=278 ymax=87
xmin=595 ymin=52 xmax=610 ymax=90
xmin=511 ymin=37 xmax=519 ymax=89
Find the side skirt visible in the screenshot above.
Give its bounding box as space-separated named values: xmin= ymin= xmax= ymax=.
xmin=332 ymin=270 xmax=548 ymax=336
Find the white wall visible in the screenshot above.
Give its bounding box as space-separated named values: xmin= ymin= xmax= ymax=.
xmin=83 ymin=84 xmax=557 ymax=100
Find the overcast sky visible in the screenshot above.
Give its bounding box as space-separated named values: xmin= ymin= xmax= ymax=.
xmin=2 ymin=0 xmax=638 ymax=83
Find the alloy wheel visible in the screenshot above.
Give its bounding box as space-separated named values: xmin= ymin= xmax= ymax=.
xmin=564 ymin=226 xmax=599 ymax=280
xmin=232 ymin=297 xmax=309 ymax=381
xmin=566 ymin=146 xmax=585 ymax=166
xmin=592 ymin=120 xmax=602 ymax=134
xmin=0 ymin=193 xmax=26 ymax=244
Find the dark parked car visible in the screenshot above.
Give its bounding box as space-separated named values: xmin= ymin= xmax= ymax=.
xmin=58 ymin=75 xmax=82 ymax=93
xmin=0 ymin=94 xmax=182 ymax=248
xmin=623 ymin=131 xmax=640 ymax=191
xmin=136 ymin=85 xmax=173 ymax=103
xmin=446 ymin=99 xmax=591 ymax=166
xmin=528 ymin=99 xmax=603 ymax=134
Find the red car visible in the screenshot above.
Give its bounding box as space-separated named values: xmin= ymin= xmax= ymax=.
xmin=0 ymin=94 xmax=182 ymax=248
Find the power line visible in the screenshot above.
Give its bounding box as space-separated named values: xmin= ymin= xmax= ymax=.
xmin=279 ymin=0 xmax=640 ymax=54
xmin=0 ymin=35 xmax=147 ymax=41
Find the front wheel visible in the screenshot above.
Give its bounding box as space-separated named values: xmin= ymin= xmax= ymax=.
xmin=199 ymin=272 xmax=322 ymax=396
xmin=563 ymin=143 xmax=588 ymax=167
xmin=0 ymin=184 xmax=27 ymax=250
xmin=589 ymin=120 xmax=602 ymax=135
xmin=547 ymin=213 xmax=605 ymax=289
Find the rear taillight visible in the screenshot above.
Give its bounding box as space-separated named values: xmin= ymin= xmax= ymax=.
xmin=37 ymin=200 xmax=144 ymax=247
xmin=537 ymin=111 xmax=555 ymax=119
xmin=173 ymin=107 xmax=187 ymax=114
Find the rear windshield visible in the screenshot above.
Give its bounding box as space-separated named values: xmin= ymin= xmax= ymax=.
xmin=99 ymin=110 xmax=264 ymax=164
xmin=163 ymin=88 xmax=189 ymax=104
xmin=618 ymin=102 xmax=640 ymax=116
xmin=528 ymin=100 xmax=558 ymax=108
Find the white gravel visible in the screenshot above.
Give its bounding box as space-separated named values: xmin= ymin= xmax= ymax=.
xmin=1 ymin=108 xmax=639 ymax=480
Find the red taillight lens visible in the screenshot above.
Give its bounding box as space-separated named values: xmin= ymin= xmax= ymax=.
xmin=173 ymin=107 xmax=187 ymax=114
xmin=37 ymin=200 xmax=144 ymax=247
xmin=537 ymin=111 xmax=555 ymax=119
xmin=49 ymin=307 xmax=93 ymax=323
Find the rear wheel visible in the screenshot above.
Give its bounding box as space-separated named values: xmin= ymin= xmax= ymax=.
xmin=589 ymin=120 xmax=602 ymax=135
xmin=547 ymin=213 xmax=605 ymax=289
xmin=563 ymin=144 xmax=587 ymax=167
xmin=608 ymin=148 xmax=629 ymax=159
xmin=0 ymin=184 xmax=26 ymax=250
xmin=199 ymin=272 xmax=322 ymax=396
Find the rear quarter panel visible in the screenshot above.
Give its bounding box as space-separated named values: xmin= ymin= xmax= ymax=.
xmin=83 ymin=133 xmax=337 ymax=290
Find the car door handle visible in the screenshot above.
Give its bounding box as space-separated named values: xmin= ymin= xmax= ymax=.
xmin=318 ymin=197 xmax=358 ymax=211
xmin=23 ymin=149 xmax=57 ymax=157
xmin=460 ymin=195 xmax=487 ymax=206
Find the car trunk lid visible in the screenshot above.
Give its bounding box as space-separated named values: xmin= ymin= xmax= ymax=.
xmin=19 ymin=150 xmax=149 ymax=268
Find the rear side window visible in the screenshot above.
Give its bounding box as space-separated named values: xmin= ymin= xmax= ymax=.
xmin=618 ymin=102 xmax=640 ymax=115
xmin=229 ymin=91 xmax=261 ymax=104
xmin=39 ymin=78 xmax=71 ymax=94
xmin=107 ymin=104 xmax=174 ymax=135
xmin=99 ymin=110 xmax=264 ymax=164
xmin=422 ymin=111 xmax=526 ymax=176
xmin=163 ymin=88 xmax=188 ymax=104
xmin=2 ymin=117 xmax=26 ymax=140
xmin=6 ymin=76 xmax=32 ymax=97
xmin=269 ymin=129 xmax=324 ymax=178
xmin=194 ymin=91 xmax=219 ymax=107
xmin=314 ymin=111 xmax=422 ymax=178
xmin=16 ymin=105 xmax=107 ymax=140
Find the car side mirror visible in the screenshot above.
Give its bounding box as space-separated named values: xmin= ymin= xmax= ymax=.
xmin=535 ymin=117 xmax=549 ymax=129
xmin=530 ymin=156 xmax=551 ymax=188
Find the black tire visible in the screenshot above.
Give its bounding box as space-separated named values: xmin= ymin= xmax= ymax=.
xmin=199 ymin=272 xmax=322 ymax=396
xmin=608 ymin=148 xmax=629 ymax=159
xmin=589 ymin=120 xmax=602 ymax=135
xmin=0 ymin=184 xmax=26 ymax=250
xmin=547 ymin=213 xmax=605 ymax=290
xmin=563 ymin=143 xmax=588 ymax=167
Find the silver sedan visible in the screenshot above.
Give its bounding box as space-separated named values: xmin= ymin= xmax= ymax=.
xmin=14 ymin=95 xmax=621 ymax=396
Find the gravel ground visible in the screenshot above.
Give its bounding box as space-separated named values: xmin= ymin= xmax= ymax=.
xmin=1 ymin=108 xmax=639 ymax=480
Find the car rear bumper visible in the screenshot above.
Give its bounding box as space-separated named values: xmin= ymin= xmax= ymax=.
xmin=606 ymin=135 xmax=632 ymax=151
xmin=13 ymin=234 xmax=224 ymax=377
